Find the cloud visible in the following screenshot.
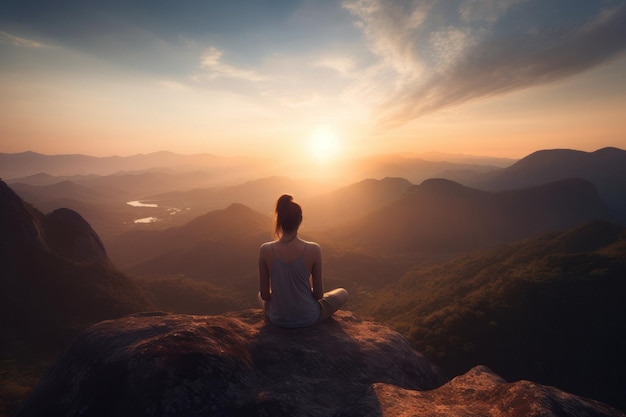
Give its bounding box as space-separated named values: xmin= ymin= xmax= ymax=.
xmin=343 ymin=0 xmax=432 ymax=79
xmin=197 ymin=46 xmax=267 ymax=82
xmin=0 ymin=31 xmax=50 ymax=48
xmin=458 ymin=0 xmax=523 ymax=23
xmin=314 ymin=57 xmax=357 ymax=77
xmin=343 ymin=0 xmax=626 ymax=126
xmin=157 ymin=80 xmax=190 ymax=91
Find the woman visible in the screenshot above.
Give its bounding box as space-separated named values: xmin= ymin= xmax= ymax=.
xmin=258 ymin=194 xmax=348 ymax=327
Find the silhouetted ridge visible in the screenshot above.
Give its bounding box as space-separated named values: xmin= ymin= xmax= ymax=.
xmin=0 ymin=180 xmax=152 ymax=352
xmin=12 ymin=180 xmax=105 ymax=202
xmin=593 ymin=146 xmax=624 ymax=156
xmin=468 ymin=147 xmax=626 ymax=221
xmin=0 ymin=150 xmax=226 ymax=178
xmin=413 ymin=177 xmax=489 ymax=198
xmin=0 ymin=180 xmax=45 ymax=249
xmin=336 ymin=178 xmax=614 ymax=253
xmin=351 ymin=176 xmax=413 ymax=192
xmin=303 ymin=177 xmax=413 ymax=227
xmin=106 ymin=203 xmax=270 ymax=291
xmin=508 ymin=148 xmax=589 ymax=174
xmin=44 ymin=208 xmax=109 ymax=265
xmin=497 ymin=178 xmax=614 ymax=233
xmin=148 ymin=202 xmax=267 ymax=245
xmin=1 ymin=180 xmax=111 ymax=265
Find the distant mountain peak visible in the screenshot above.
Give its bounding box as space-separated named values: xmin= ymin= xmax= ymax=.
xmin=224 ymin=202 xmax=257 ymax=213
xmin=414 ymin=178 xmax=484 ymax=197
xmin=419 ymin=178 xmax=465 ymax=188
xmin=511 ymin=147 xmax=626 ymax=169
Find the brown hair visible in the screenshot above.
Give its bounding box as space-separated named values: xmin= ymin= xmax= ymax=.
xmin=275 ymin=194 xmax=302 ymax=237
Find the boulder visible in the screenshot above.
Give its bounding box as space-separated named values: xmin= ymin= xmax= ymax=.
xmin=17 ymin=310 xmax=625 ymax=417
xmin=371 ymin=365 xmax=624 ymax=417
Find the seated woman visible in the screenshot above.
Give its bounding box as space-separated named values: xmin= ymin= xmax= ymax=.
xmin=258 ymin=194 xmax=348 ymax=328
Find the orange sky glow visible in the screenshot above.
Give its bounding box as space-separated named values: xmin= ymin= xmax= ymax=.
xmin=1 ymin=1 xmax=625 ymax=163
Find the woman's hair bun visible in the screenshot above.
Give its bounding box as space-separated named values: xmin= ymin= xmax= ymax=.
xmin=274 ymin=194 xmax=302 ymax=237
xmin=276 ymin=194 xmax=293 ymax=212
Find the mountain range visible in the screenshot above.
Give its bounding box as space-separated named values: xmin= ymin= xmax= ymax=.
xmin=100 ymin=176 xmax=617 ymax=298
xmin=0 ymin=150 xmax=249 ymax=179
xmin=5 ymin=147 xmax=625 ymax=240
xmin=461 ymin=147 xmax=626 ymax=220
xmin=334 ymin=177 xmax=616 ymax=253
xmin=2 ymin=146 xmax=626 ymax=414
xmin=0 ymin=150 xmax=512 ymax=185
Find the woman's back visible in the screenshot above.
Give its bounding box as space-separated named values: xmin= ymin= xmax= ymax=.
xmin=261 ymin=239 xmax=320 ymax=278
xmin=264 ymin=242 xmax=320 ymax=327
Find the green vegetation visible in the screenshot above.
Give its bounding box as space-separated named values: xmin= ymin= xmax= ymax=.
xmin=0 ymin=359 xmax=54 ymax=417
xmin=135 ymin=275 xmax=246 ymax=315
xmin=355 ymin=221 xmax=626 ymax=410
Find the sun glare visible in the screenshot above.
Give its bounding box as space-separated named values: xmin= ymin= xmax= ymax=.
xmin=308 ymin=125 xmax=341 ymax=163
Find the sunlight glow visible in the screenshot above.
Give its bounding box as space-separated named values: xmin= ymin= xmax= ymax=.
xmin=308 ymin=125 xmax=341 ymax=163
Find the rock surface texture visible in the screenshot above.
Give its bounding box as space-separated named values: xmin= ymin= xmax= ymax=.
xmin=17 ymin=310 xmax=625 ymax=417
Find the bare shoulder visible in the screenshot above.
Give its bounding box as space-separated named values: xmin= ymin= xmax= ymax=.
xmin=304 ymin=241 xmax=322 ymax=255
xmin=303 ymin=239 xmax=320 ymax=248
xmin=259 ymin=241 xmax=274 ymax=256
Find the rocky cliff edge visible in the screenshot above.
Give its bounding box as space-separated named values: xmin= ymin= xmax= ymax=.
xmin=17 ymin=310 xmax=625 ymax=417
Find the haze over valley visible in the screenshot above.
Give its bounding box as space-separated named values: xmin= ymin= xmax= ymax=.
xmin=2 ymin=146 xmax=626 ymax=414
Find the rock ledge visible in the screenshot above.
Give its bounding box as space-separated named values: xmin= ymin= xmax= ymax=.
xmin=17 ymin=310 xmax=624 ymax=417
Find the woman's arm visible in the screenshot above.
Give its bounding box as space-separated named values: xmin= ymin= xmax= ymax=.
xmin=259 ymin=245 xmax=271 ymax=301
xmin=310 ymin=244 xmax=324 ymax=300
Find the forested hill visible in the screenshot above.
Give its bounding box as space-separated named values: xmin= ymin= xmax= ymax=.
xmin=359 ymin=220 xmax=626 ymax=410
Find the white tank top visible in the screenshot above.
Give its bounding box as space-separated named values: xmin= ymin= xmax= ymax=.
xmin=267 ymin=243 xmax=320 ymax=327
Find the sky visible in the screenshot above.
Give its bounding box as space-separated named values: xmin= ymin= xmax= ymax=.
xmin=1 ymin=0 xmax=626 ymax=163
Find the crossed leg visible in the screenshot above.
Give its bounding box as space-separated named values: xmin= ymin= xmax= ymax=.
xmin=257 ymin=287 xmax=349 ymax=325
xmin=316 ymin=288 xmax=349 ymax=324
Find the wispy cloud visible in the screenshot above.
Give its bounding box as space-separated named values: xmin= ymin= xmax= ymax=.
xmin=343 ymin=0 xmax=626 ymax=126
xmin=314 ymin=56 xmax=357 ymax=77
xmin=343 ymin=0 xmax=432 ymax=80
xmin=197 ymin=46 xmax=267 ymax=82
xmin=0 ymin=31 xmax=50 ymax=48
xmin=458 ymin=0 xmax=523 ymax=23
xmin=157 ymin=80 xmax=190 ymax=91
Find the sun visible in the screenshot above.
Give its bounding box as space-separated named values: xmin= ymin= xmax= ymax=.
xmin=308 ymin=125 xmax=341 ymax=163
